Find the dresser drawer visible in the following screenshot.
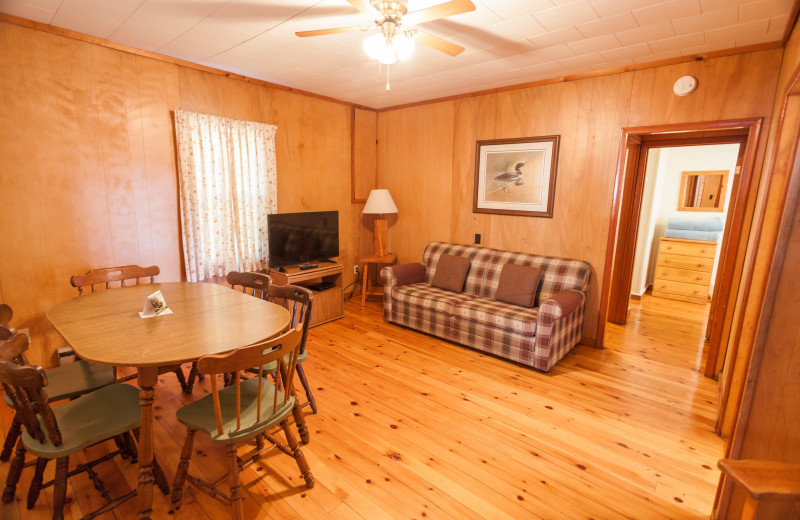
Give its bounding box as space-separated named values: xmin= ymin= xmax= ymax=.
xmin=652 ymin=278 xmax=710 ymax=300
xmin=659 ymin=239 xmax=716 ymax=258
xmin=657 ymin=253 xmax=714 ymax=272
xmin=654 ymin=267 xmax=712 ymax=285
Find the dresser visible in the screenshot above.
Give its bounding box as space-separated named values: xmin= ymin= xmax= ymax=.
xmin=652 ymin=237 xmax=717 ymax=304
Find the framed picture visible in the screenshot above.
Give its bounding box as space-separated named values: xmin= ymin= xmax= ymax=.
xmin=473 ymin=135 xmax=560 ymax=217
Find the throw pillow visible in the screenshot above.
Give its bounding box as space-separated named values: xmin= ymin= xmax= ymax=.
xmin=495 ymin=263 xmax=541 ymax=307
xmin=430 ymin=254 xmax=470 ymax=292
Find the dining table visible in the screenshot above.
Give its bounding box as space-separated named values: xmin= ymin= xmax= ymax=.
xmin=46 ymin=281 xmax=291 ymax=519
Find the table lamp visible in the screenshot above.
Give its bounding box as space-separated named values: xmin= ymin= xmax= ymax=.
xmin=363 ymin=189 xmax=398 ymax=257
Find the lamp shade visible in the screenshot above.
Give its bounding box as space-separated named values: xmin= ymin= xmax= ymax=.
xmin=363 ymin=189 xmax=398 ymax=215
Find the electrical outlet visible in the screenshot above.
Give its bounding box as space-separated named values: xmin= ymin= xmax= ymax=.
xmin=354 ymin=265 xmax=359 ymax=275
xmin=474 ymin=233 xmax=481 ymax=244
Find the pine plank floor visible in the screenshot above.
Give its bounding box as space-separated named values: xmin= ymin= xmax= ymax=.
xmin=0 ymin=293 xmax=723 ymax=519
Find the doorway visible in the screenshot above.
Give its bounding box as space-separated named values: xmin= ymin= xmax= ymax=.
xmin=597 ymin=119 xmax=763 ymax=382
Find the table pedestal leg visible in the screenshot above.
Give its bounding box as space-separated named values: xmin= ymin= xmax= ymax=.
xmin=137 ymin=367 xmax=159 ymax=519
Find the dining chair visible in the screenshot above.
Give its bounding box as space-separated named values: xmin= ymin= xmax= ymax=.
xmin=170 ymin=326 xmax=314 ymax=520
xmin=266 ymin=284 xmax=317 ymax=416
xmin=0 ymin=307 xmax=116 ymax=468
xmin=181 ymin=271 xmax=272 ymax=394
xmin=0 ymin=330 xmax=170 ymax=518
xmin=70 ymin=264 xmax=190 ymax=391
xmin=224 ymin=272 xmax=316 ymax=443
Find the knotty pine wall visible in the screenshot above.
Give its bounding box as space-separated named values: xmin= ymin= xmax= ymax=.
xmin=0 ymin=21 xmax=360 ymax=365
xmin=715 ymin=12 xmax=800 ymax=518
xmin=376 ymin=49 xmax=783 ymax=344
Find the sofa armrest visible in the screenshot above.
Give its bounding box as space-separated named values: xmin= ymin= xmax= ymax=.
xmin=380 ymin=263 xmax=425 ymax=323
xmin=533 ymin=290 xmax=587 ymax=371
xmin=381 ymin=262 xmax=426 ymax=288
xmin=539 ymin=290 xmax=583 ymax=319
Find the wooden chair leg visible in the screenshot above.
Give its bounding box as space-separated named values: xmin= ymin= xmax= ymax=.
xmin=291 ymin=402 xmax=310 ymax=445
xmin=227 ymin=443 xmax=243 ymax=520
xmin=0 ymin=413 xmax=22 ymax=462
xmin=152 ymin=456 xmax=171 ymax=496
xmin=174 ymin=366 xmax=188 ymax=393
xmin=26 ymin=458 xmax=49 ymax=509
xmin=281 ymin=418 xmax=314 ymax=489
xmin=2 ymin=436 xmax=26 ymax=503
xmin=170 ymin=428 xmax=196 ymax=510
xmin=184 ymin=363 xmax=199 ymax=394
xmin=296 ymin=364 xmax=318 ymax=414
xmin=53 ymin=457 xmax=69 ymax=520
xmin=122 ymin=431 xmax=139 ymax=463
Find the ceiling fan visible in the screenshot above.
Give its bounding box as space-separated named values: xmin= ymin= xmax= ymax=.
xmin=295 ymin=0 xmax=476 ymax=64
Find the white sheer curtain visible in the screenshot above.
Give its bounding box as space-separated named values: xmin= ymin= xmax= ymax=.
xmin=174 ymin=109 xmax=277 ymax=282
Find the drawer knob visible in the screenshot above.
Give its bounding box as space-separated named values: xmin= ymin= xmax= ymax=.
xmin=697 ymin=276 xmax=703 ymax=280
xmin=700 ymin=249 xmax=706 ymax=253
xmin=698 ymin=263 xmax=703 ymax=267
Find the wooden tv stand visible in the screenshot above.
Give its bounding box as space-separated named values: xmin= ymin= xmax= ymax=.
xmin=267 ymin=262 xmax=343 ymax=327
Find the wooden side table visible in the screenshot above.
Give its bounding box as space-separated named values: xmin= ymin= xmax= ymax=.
xmin=360 ymin=253 xmax=397 ymax=306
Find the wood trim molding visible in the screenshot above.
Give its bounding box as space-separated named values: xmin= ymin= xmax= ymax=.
xmin=350 ymin=107 xmax=367 ymax=204
xmin=0 ymin=12 xmax=785 ymax=115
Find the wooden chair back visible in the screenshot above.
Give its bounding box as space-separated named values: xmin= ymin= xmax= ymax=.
xmin=267 ymin=285 xmax=313 ymax=354
xmin=0 ymin=333 xmax=58 ymax=447
xmin=226 ymin=271 xmax=271 ymax=299
xmin=0 ymin=327 xmax=28 ymax=361
xmin=0 ymin=303 xmax=11 ymax=325
xmin=71 ymin=265 xmax=160 ymax=295
xmin=196 ymin=326 xmax=303 ymax=436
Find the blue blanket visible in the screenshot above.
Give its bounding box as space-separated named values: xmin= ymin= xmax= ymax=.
xmin=664 ymin=229 xmax=721 ymax=241
xmin=666 ymin=217 xmax=724 ymax=232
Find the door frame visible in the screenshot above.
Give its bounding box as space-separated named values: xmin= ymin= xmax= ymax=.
xmin=596 ymin=119 xmax=763 ymax=379
xmin=606 ymin=134 xmax=747 ymax=326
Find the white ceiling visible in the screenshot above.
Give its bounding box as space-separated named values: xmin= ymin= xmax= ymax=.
xmin=1 ymin=0 xmax=795 ymax=109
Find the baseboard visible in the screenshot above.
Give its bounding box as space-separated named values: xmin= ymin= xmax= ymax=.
xmin=630 ymin=293 xmax=642 ymax=301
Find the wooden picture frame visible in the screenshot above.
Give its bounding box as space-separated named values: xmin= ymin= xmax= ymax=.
xmin=473 ymin=135 xmax=560 ymax=217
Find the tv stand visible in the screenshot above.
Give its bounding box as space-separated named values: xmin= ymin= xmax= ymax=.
xmin=268 ymin=262 xmax=343 ymax=327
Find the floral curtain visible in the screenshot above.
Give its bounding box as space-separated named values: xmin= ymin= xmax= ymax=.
xmin=174 ymin=109 xmax=277 ymax=282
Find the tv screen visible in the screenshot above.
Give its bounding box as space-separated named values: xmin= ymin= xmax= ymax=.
xmin=268 ymin=211 xmax=339 ymax=268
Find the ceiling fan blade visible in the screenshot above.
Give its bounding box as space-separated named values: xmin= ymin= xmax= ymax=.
xmin=295 ymin=25 xmax=364 ymax=37
xmin=344 ymin=0 xmax=378 ymax=15
xmin=412 ymin=30 xmax=465 ymax=57
xmin=403 ymin=0 xmax=476 ymax=26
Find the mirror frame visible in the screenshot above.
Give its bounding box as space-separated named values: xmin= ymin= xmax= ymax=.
xmin=678 ymin=170 xmax=728 ymax=212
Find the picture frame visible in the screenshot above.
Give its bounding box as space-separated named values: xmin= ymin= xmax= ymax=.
xmin=473 ymin=135 xmax=560 ymax=218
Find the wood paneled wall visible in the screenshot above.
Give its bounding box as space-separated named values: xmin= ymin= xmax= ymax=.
xmin=375 ymin=50 xmax=783 ymax=344
xmin=714 ymin=12 xmax=800 ymax=518
xmin=0 ymin=21 xmax=358 ymax=365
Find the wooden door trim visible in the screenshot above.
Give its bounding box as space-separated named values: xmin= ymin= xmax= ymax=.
xmin=596 ymin=118 xmax=762 ymax=351
xmin=607 ymin=143 xmax=644 ymax=324
xmin=704 ymin=122 xmax=762 ymax=376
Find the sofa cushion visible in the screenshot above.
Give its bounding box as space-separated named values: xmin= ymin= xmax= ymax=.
xmin=430 ymin=254 xmax=470 ymax=292
xmin=453 ymin=297 xmax=538 ymax=335
xmin=494 ymin=264 xmax=541 ymax=307
xmin=392 ymin=283 xmax=474 ymax=316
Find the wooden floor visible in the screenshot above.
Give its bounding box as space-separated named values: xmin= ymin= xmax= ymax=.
xmin=0 ymin=294 xmax=723 ymax=519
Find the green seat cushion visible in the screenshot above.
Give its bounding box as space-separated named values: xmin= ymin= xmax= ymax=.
xmin=21 ymin=383 xmax=141 ymax=458
xmin=176 ymin=376 xmax=295 ymax=445
xmin=3 ymin=360 xmax=115 ymax=408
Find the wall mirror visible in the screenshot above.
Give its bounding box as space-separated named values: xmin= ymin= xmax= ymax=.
xmin=678 ymin=170 xmax=728 ymax=212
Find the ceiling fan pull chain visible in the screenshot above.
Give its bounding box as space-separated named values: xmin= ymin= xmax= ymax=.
xmin=386 ymin=64 xmax=391 ymax=91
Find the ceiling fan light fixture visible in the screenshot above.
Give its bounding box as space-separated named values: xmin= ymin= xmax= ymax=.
xmin=363 ymin=33 xmax=397 ymax=64
xmin=394 ymin=32 xmax=415 ymax=60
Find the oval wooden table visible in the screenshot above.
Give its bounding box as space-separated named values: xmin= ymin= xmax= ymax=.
xmin=47 ymin=282 xmax=291 ymax=519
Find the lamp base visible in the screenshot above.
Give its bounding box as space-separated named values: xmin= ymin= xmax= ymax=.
xmin=374 ymin=218 xmax=388 ymax=257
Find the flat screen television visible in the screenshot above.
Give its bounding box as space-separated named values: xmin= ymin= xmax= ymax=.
xmin=267 ymin=210 xmax=339 ymax=268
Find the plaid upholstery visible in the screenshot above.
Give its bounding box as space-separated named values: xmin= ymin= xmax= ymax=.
xmin=453 ymin=297 xmax=537 ymax=335
xmin=382 ymin=242 xmax=592 ymax=372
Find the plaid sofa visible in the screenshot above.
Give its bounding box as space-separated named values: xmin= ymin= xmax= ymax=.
xmin=380 ymin=242 xmax=592 ymax=372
